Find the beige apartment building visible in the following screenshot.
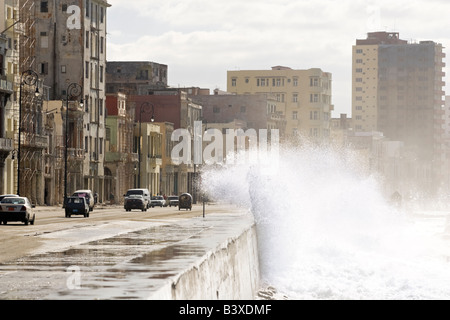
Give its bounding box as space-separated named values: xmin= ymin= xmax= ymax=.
xmin=227 ymin=66 xmax=333 ymax=143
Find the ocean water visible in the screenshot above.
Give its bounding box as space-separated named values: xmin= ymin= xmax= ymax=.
xmin=201 ymin=145 xmax=450 ymax=300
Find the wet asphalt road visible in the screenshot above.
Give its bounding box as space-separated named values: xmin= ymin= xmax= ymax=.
xmin=0 ymin=203 xmax=251 ymax=300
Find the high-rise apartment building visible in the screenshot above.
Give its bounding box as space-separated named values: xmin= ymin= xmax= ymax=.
xmin=352 ymin=32 xmax=445 ymax=161
xmin=227 ymin=66 xmax=333 ymax=142
xmin=33 ymin=0 xmax=111 ymax=201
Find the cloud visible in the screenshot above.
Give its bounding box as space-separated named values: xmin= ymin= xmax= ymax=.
xmin=107 ymin=0 xmax=450 ymax=115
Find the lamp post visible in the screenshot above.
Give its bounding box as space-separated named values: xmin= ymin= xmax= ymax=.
xmin=17 ymin=70 xmax=39 ymax=196
xmin=63 ymin=83 xmax=83 ymax=207
xmin=138 ymin=102 xmax=154 ymax=188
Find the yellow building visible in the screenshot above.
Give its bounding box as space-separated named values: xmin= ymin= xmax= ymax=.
xmin=227 ymin=66 xmax=333 ymax=143
xmin=135 ymin=122 xmax=162 ymax=196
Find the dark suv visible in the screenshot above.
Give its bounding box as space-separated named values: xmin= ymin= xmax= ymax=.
xmin=65 ymin=196 xmax=89 ymax=218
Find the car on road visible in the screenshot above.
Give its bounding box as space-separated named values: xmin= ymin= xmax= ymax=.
xmin=124 ymin=194 xmax=148 ymax=212
xmin=72 ymin=190 xmax=95 ymax=212
xmin=167 ymin=195 xmax=179 ymax=207
xmin=124 ymin=189 xmax=150 ymax=209
xmin=150 ymin=195 xmax=166 ymax=208
xmin=0 ymin=196 xmax=35 ymax=225
xmin=0 ymin=194 xmax=18 ymax=202
xmin=65 ymin=196 xmax=89 ymax=218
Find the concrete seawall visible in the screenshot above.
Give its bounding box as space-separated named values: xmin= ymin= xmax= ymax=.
xmin=149 ymin=212 xmax=260 ymax=300
xmin=0 ymin=206 xmax=260 ymax=300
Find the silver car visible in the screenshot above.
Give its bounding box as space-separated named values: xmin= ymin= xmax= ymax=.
xmin=0 ymin=196 xmax=36 ymax=225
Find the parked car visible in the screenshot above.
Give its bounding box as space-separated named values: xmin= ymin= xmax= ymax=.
xmin=178 ymin=193 xmax=192 ymax=211
xmin=65 ymin=196 xmax=89 ymax=218
xmin=167 ymin=195 xmax=179 ymax=207
xmin=72 ymin=190 xmax=95 ymax=211
xmin=124 ymin=189 xmax=150 ymax=209
xmin=0 ymin=196 xmax=35 ymax=225
xmin=0 ymin=194 xmax=18 ymax=202
xmin=150 ymin=195 xmax=165 ymax=207
xmin=124 ymin=194 xmax=148 ymax=212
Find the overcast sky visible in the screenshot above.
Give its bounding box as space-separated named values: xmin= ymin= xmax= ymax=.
xmin=106 ymin=0 xmax=450 ymax=116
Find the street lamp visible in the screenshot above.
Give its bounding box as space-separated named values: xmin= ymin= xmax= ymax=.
xmin=63 ymin=83 xmax=83 ymax=207
xmin=138 ymin=102 xmax=154 ymax=188
xmin=17 ymin=70 xmax=40 ymax=196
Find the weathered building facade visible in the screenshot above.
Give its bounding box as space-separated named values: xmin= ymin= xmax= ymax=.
xmin=106 ymin=61 xmax=168 ymax=95
xmin=33 ymin=0 xmax=110 ymax=202
xmin=105 ymin=92 xmax=138 ymax=204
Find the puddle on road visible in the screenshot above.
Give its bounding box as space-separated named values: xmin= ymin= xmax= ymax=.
xmin=0 ymin=222 xmax=211 ymax=299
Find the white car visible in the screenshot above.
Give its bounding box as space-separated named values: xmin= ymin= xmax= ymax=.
xmin=0 ymin=196 xmax=35 ymax=225
xmin=150 ymin=196 xmax=166 ymax=207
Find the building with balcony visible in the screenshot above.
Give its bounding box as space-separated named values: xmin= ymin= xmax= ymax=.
xmin=33 ymin=0 xmax=111 ymax=202
xmin=135 ymin=122 xmax=162 ymax=196
xmin=0 ymin=1 xmax=19 ymax=195
xmin=105 ymin=92 xmax=138 ymax=204
xmin=129 ymin=91 xmax=203 ymax=196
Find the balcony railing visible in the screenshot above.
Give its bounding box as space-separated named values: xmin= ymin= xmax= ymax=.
xmin=0 ymin=79 xmax=13 ymax=94
xmin=0 ymin=137 xmax=13 ymax=152
xmin=20 ymin=134 xmax=48 ymax=149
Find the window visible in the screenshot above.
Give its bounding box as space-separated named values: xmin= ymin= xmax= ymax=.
xmin=39 ymin=62 xmax=48 ymax=75
xmin=240 ymin=106 xmax=246 ymax=113
xmin=310 ymin=94 xmax=319 ymax=103
xmin=40 ymin=32 xmax=48 ymax=48
xmin=40 ymin=1 xmax=48 ymax=13
xmin=356 ymin=68 xmax=363 ymax=73
xmin=85 ymin=62 xmax=89 ymax=78
xmin=356 ymin=49 xmax=363 ymax=54
xmin=293 ymin=93 xmax=298 ymax=103
xmin=293 ymin=78 xmax=298 ymax=86
xmin=310 ymin=77 xmax=320 ymax=87
xmin=61 ymin=65 xmax=66 ymax=73
xmin=292 ymin=111 xmax=298 ymax=120
xmin=100 ymin=65 xmax=104 ymax=82
xmin=213 ymin=106 xmax=220 ymax=113
xmin=86 ymin=0 xmax=90 ymax=17
xmin=231 ymin=78 xmax=236 ymax=87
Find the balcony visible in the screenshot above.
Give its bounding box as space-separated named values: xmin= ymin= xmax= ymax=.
xmin=105 ymin=152 xmax=127 ymax=163
xmin=149 ymin=155 xmax=163 ymax=168
xmin=67 ymin=148 xmax=85 ymax=161
xmin=20 ymin=134 xmax=48 ymax=149
xmin=0 ymin=78 xmax=13 ymax=94
xmin=0 ymin=137 xmax=14 ymax=154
